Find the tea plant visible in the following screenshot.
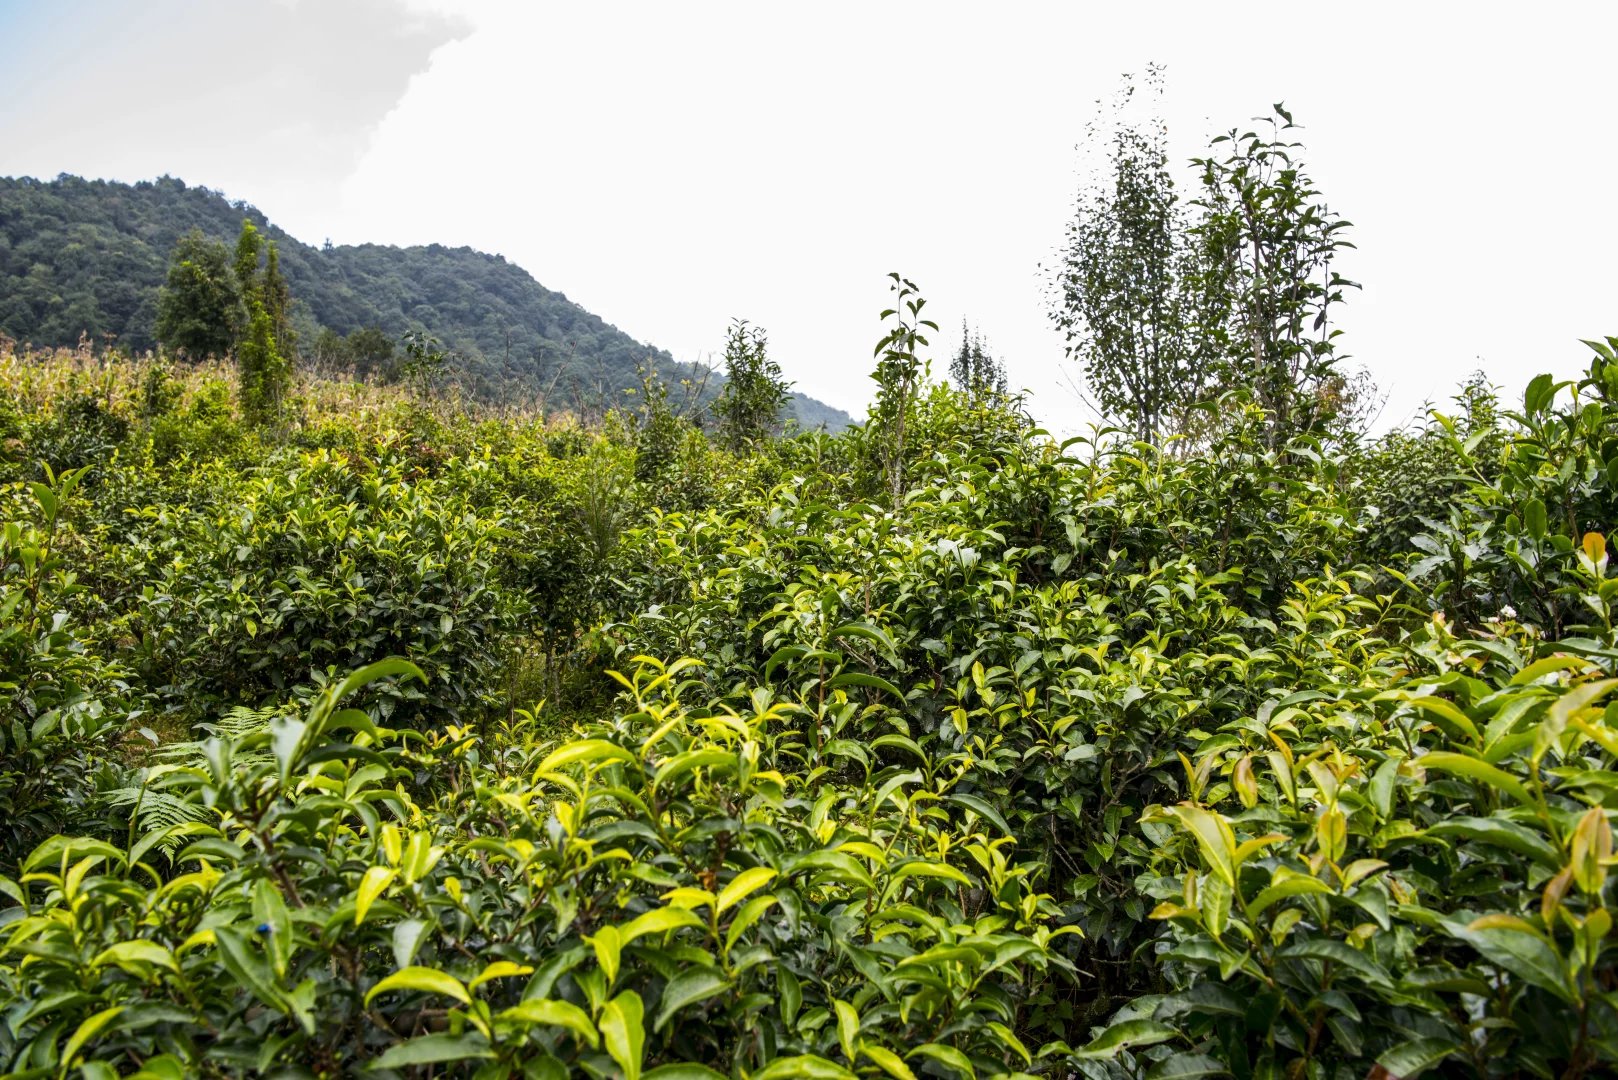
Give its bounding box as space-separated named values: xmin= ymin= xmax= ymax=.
xmin=1 ymin=319 xmax=1616 ymax=1078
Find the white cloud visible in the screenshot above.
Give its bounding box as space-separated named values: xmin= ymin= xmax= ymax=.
xmin=0 ymin=0 xmax=468 ymax=233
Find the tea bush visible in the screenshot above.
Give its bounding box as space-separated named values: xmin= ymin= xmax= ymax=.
xmin=2 ymin=337 xmax=1617 ymax=1078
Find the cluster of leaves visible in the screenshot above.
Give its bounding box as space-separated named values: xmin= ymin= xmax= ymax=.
xmin=1 ymin=308 xmax=1617 ymax=1080
xmin=0 ymin=466 xmax=128 ymax=866
xmin=0 ymin=649 xmax=1081 ymax=1077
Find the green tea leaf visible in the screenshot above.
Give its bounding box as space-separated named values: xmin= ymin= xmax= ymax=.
xmin=365 ymin=966 xmax=471 ymax=1007
xmin=601 ymin=990 xmax=646 ymax=1080
xmin=499 ymin=999 xmax=599 ymax=1048
xmin=653 ymin=968 xmax=732 ymax=1032
xmin=372 ymin=1033 xmax=494 ymax=1068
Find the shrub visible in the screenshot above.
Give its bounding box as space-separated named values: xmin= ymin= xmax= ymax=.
xmin=0 ymin=467 xmax=127 ymax=864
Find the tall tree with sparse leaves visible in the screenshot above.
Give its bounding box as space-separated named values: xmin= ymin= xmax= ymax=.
xmin=1190 ymin=104 xmax=1361 ymax=446
xmin=869 ymin=273 xmax=935 ymax=508
xmin=1053 ymin=74 xmax=1366 ymax=447
xmin=1052 ymin=68 xmax=1210 ymax=444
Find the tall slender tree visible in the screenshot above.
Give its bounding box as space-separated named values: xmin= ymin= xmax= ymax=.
xmin=1189 ymin=105 xmax=1362 ymax=446
xmin=1052 ymin=68 xmax=1209 ymax=443
xmin=232 ymin=221 xmax=292 ymax=423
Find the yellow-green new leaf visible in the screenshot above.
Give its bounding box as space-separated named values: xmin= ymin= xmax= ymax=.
xmin=588 ymin=926 xmax=622 ymax=985
xmin=365 ymin=966 xmax=470 ymax=1007
xmin=469 ymin=960 xmax=534 ymax=991
xmin=834 ymin=998 xmax=859 ymax=1060
xmin=92 ymin=940 xmax=179 ymax=975
xmin=601 ymin=991 xmax=646 ymax=1080
xmin=498 ymin=999 xmax=599 ymax=1048
xmin=908 ymin=1044 xmax=976 ymax=1078
xmin=889 ymin=861 xmax=972 ymax=888
xmin=535 ymin=739 xmax=636 ymax=777
xmin=1420 ymin=752 xmax=1533 ymax=807
xmin=1169 ymin=804 xmax=1237 ymax=887
xmin=987 ymin=1021 xmax=1031 ymax=1065
xmin=355 ymin=865 xmax=396 ymax=926
xmin=1246 ymin=876 xmax=1333 ymax=919
xmin=716 ymin=867 xmax=777 ymax=913
xmin=754 ymin=1056 xmax=857 ymax=1080
xmin=60 ymin=1005 xmax=124 ymax=1071
xmin=622 ymin=905 xmax=705 ymax=943
xmin=725 ymin=893 xmax=778 ymax=951
xmin=862 ymin=1043 xmax=918 ymax=1080
xmin=1403 ymin=696 xmax=1481 ymax=744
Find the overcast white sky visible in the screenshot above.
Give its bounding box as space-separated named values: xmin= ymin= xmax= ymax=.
xmin=2 ymin=0 xmax=1615 ymax=432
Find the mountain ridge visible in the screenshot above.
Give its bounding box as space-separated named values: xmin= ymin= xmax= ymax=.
xmin=0 ymin=174 xmax=852 ymax=430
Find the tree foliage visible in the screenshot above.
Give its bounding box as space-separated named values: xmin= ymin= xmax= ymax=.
xmin=948 ymin=321 xmax=1009 ymax=403
xmin=1053 ymin=76 xmax=1364 ymax=446
xmin=711 ymin=319 xmax=791 ymax=452
xmin=154 ymin=229 xmax=245 ymax=360
xmin=1191 ymin=103 xmax=1362 ymax=445
xmin=1052 ymin=68 xmax=1210 ymax=443
xmin=231 ymin=220 xmax=292 ymax=424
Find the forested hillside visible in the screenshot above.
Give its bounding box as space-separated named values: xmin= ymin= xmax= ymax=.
xmin=0 ymin=174 xmax=850 ymax=428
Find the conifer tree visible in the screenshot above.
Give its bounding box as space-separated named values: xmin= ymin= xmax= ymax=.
xmin=232 ymin=220 xmax=291 ymax=424
xmin=949 ymin=321 xmax=1008 ymax=402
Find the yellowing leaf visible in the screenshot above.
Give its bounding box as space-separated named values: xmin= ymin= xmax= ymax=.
xmin=1570 ymin=805 xmax=1613 ymax=894
xmin=1232 ymin=754 xmax=1257 ymax=809
xmin=1584 ymin=531 xmax=1607 ymax=567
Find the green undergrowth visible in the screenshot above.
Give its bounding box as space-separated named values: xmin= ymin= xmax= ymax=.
xmin=2 ymin=338 xmax=1618 ymax=1078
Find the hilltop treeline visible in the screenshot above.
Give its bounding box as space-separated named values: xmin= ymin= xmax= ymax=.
xmin=0 ymin=174 xmax=850 ymax=428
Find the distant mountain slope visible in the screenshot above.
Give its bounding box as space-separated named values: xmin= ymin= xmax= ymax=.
xmin=0 ymin=174 xmax=851 ymax=429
